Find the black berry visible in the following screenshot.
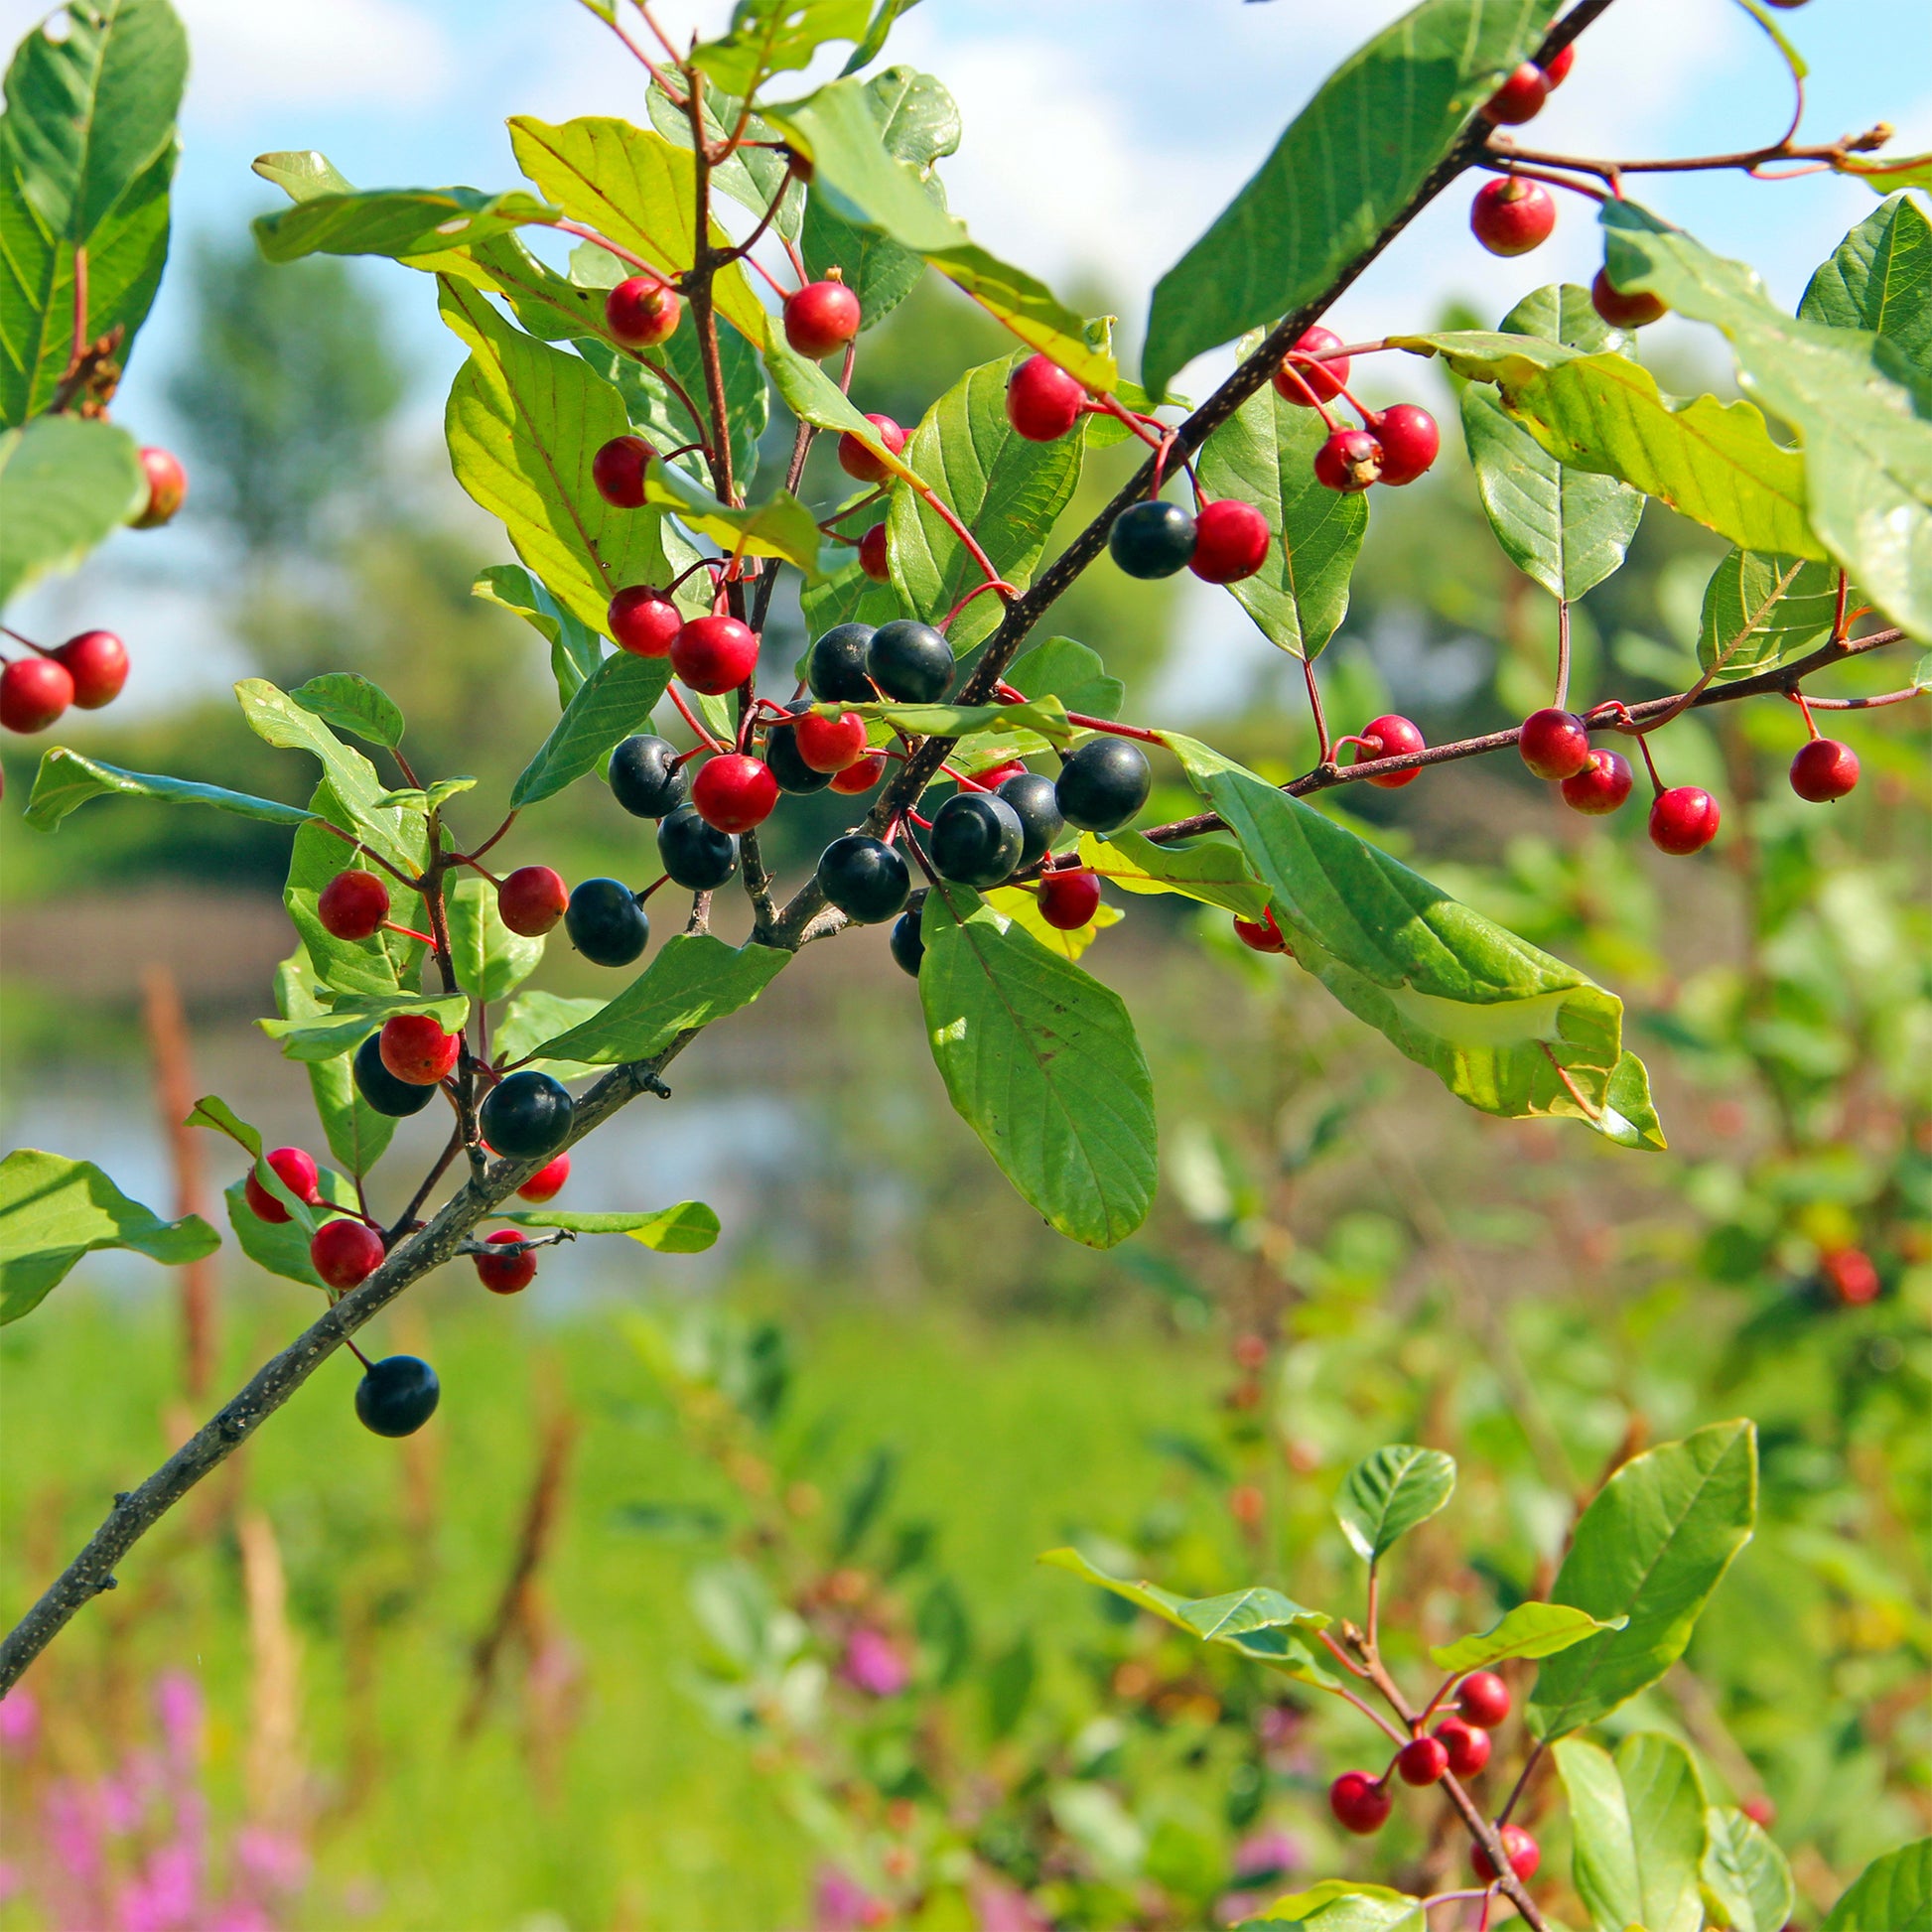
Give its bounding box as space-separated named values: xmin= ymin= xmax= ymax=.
xmin=890 ymin=891 xmax=927 ymax=977
xmin=1055 ymin=738 xmax=1151 ymax=834
xmin=929 ymin=792 xmax=1024 ymax=889
xmin=997 ymin=772 xmax=1064 ymax=870
xmin=352 ymin=1033 xmax=439 ymax=1119
xmin=657 ymin=805 xmax=740 ymax=890
xmin=765 ymin=705 xmax=835 ymax=794
xmin=565 ymin=878 xmax=649 ymax=967
xmin=808 ymin=622 xmax=878 ymax=702
xmin=867 ymin=621 xmax=953 ymax=704
xmin=480 ymin=1070 xmax=574 ymax=1160
xmin=817 ymin=834 xmax=910 ymax=923
xmin=609 ymin=735 xmax=688 ymax=818
xmin=1109 ymin=499 xmax=1196 ymax=579
xmin=355 ymin=1354 xmax=441 ymax=1438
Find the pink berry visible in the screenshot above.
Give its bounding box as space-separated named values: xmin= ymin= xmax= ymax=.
xmin=1397 ymin=1735 xmax=1449 ymax=1787
xmin=318 ymin=869 xmax=391 ymax=941
xmin=1353 ymin=713 xmax=1426 ymax=788
xmin=1648 ymin=785 xmax=1721 ymax=855
xmin=1006 ymin=354 xmax=1086 ymax=441
xmin=1561 ymin=749 xmax=1634 ymax=815
xmin=608 ymin=586 xmax=683 ymax=656
xmin=591 ymin=435 xmax=653 ymax=508
xmin=1481 ymin=63 xmax=1549 ymax=125
xmin=1374 ymin=404 xmax=1440 ymax=486
xmin=1471 ymin=178 xmax=1556 ymax=257
xmin=1590 ymin=268 xmax=1667 ymax=330
xmin=475 ymin=1227 xmax=537 ymax=1295
xmin=794 ymin=710 xmax=869 ymax=773
xmin=1519 ymin=708 xmax=1591 ymax=780
xmin=1457 ymin=1671 xmax=1511 ymax=1728
xmin=1189 ymin=499 xmax=1271 ymax=583
xmin=837 ymin=414 xmax=907 ymax=483
xmin=0 ymin=656 xmax=73 ymax=733
xmin=311 ymin=1217 xmax=384 ymax=1291
xmin=1329 ymin=1772 xmax=1391 ymax=1836
xmin=517 ymin=1153 xmax=571 ymax=1205
xmin=379 ymin=1014 xmax=461 ymax=1086
xmin=691 ymin=753 xmax=778 ymax=834
xmin=497 ymin=865 xmax=569 ymax=937
xmin=858 ymin=523 xmax=891 ymax=582
xmin=784 ymin=279 xmax=862 ymax=359
xmin=1232 ymin=908 xmax=1290 ymax=954
xmin=1037 ymin=872 xmax=1102 ymax=930
xmin=53 ymin=629 xmax=129 ymax=709
xmin=1272 ymin=325 xmax=1349 ymax=406
xmin=1471 ymin=1823 xmax=1540 ymax=1883
xmin=132 ymin=446 xmax=188 ymax=528
xmin=1789 ymin=737 xmax=1859 ymax=802
xmin=1434 ymin=1717 xmax=1491 ymax=1779
xmin=1313 ymin=429 xmax=1382 ymax=492
xmin=244 ymin=1147 xmax=322 ymax=1224
xmin=671 ymin=615 xmax=759 ymax=696
xmin=604 ymin=277 xmax=681 ymax=349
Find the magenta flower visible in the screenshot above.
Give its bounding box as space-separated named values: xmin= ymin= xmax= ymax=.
xmin=811 ymin=1864 xmax=879 ymax=1932
xmin=0 ymin=1686 xmax=40 ymax=1753
xmin=839 ymin=1626 xmax=909 ymax=1698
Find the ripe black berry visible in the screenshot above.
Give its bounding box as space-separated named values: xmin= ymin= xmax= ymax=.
xmin=890 ymin=891 xmax=927 ymax=977
xmin=817 ymin=834 xmax=910 ymax=923
xmin=565 ymin=878 xmax=649 ymax=967
xmin=658 ymin=805 xmax=741 ymax=890
xmin=929 ymin=791 xmax=1024 ymax=888
xmin=610 ymin=735 xmax=688 ymax=818
xmin=998 ymin=772 xmax=1065 ymax=870
xmin=809 ymin=623 xmax=878 ymax=702
xmin=1055 ymin=738 xmax=1151 ymax=834
xmin=765 ymin=706 xmax=835 ymax=794
xmin=1109 ymin=499 xmax=1196 ymax=579
xmin=355 ymin=1354 xmax=441 ymax=1438
xmin=352 ymin=1033 xmax=439 ymax=1118
xmin=867 ymin=621 xmax=953 ymax=704
xmin=480 ymin=1070 xmax=574 ymax=1160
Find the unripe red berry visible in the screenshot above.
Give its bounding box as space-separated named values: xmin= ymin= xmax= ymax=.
xmin=1037 ymin=871 xmax=1102 ymax=930
xmin=671 ymin=615 xmax=759 ymax=695
xmin=1541 ymin=42 xmax=1576 ymax=87
xmin=1648 ymin=785 xmax=1721 ymax=856
xmin=1519 ymin=707 xmax=1591 ymax=780
xmin=1397 ymin=1735 xmax=1450 ymax=1786
xmin=1482 ymin=63 xmax=1549 ymax=124
xmin=1373 ymin=404 xmax=1440 ymax=486
xmin=1353 ymin=713 xmax=1426 ymax=788
xmin=1821 ymin=1247 xmax=1880 ymax=1306
xmin=475 ymin=1227 xmax=538 ymax=1295
xmin=604 ymin=276 xmax=681 ymax=349
xmin=1434 ymin=1717 xmax=1491 ymax=1779
xmin=1329 ymin=1772 xmax=1392 ymax=1836
xmin=1561 ymin=749 xmax=1634 ymax=815
xmin=784 ymin=278 xmax=862 ymax=359
xmin=1590 ymin=268 xmax=1667 ymax=330
xmin=692 ymin=753 xmax=779 ymax=833
xmin=380 ymin=1013 xmax=461 ymax=1086
xmin=608 ymin=585 xmax=682 ymax=657
xmin=592 ymin=435 xmax=653 ymax=508
xmin=1272 ymin=326 xmax=1349 ymax=405
xmin=517 ymin=1152 xmax=571 ymax=1204
xmin=53 ymin=629 xmax=129 ymax=709
xmin=794 ymin=709 xmax=869 ymax=773
xmin=838 ymin=414 xmax=906 ymax=483
xmin=1313 ymin=428 xmax=1382 ymax=492
xmin=831 ymin=751 xmax=888 ymax=795
xmin=1471 ymin=177 xmax=1556 ymax=256
xmin=1232 ymin=907 xmax=1290 ymax=954
xmin=318 ymin=869 xmax=391 ymax=941
xmin=1189 ymin=499 xmax=1271 ymax=583
xmin=858 ymin=523 xmax=891 ymax=582
xmin=132 ymin=445 xmax=188 ymax=527
xmin=311 ymin=1216 xmax=384 ymax=1291
xmin=1006 ymin=353 xmax=1086 ymax=441
xmin=1471 ymin=1823 xmax=1540 ymax=1883
xmin=1457 ymin=1671 xmax=1511 ymax=1728
xmin=498 ymin=864 xmax=569 ymax=937
xmin=244 ymin=1147 xmax=322 ymax=1224
xmin=0 ymin=655 xmax=73 ymax=733
xmin=1789 ymin=737 xmax=1859 ymax=802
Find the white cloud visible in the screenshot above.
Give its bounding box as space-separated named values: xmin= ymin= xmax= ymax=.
xmin=175 ymin=0 xmax=453 ymax=116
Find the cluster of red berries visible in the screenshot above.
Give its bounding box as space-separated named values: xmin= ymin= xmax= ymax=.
xmin=1272 ymin=330 xmax=1442 ymax=496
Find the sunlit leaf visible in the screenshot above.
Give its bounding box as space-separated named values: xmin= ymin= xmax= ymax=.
xmin=1556 ymin=1732 xmax=1709 ymax=1932
xmin=1335 ymin=1444 xmax=1454 ymax=1563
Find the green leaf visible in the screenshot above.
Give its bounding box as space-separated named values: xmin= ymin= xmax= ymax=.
xmin=273 ymin=952 xmax=394 ymax=1178
xmin=645 ymin=78 xmax=801 ymax=245
xmin=1142 ymin=0 xmax=1562 ymax=396
xmin=690 ymin=0 xmax=872 ymax=97
xmin=1167 ymin=743 xmax=1663 ymax=1145
xmin=0 ymin=1148 xmax=216 ymax=1325
xmin=258 ymin=990 xmax=468 ymax=1065
xmin=1006 ymin=637 xmax=1123 ymax=719
xmin=23 ymin=746 xmax=315 ymax=834
xmin=494 ymin=991 xmax=606 ymax=1081
xmin=221 ymin=1165 xmax=359 ymax=1292
xmin=1819 ymin=1840 xmax=1932 ymax=1932
xmin=499 ymin=1201 xmax=720 ymax=1254
xmin=510 ymin=648 xmax=670 ymax=809
xmin=1697 ymin=549 xmax=1840 ymax=682
xmin=918 ymin=884 xmax=1156 ymax=1248
xmin=252 ymin=185 xmax=558 ymax=265
xmin=639 ymin=456 xmax=823 ymax=573
xmin=1197 ymin=384 xmax=1368 ymax=658
xmin=761 ymin=324 xmax=920 ymax=482
xmin=531 ymin=935 xmax=790 ymax=1066
xmin=1602 ymin=200 xmax=1932 ymax=637
xmin=446 ymin=876 xmax=543 ymax=1006
xmin=1555 ymin=1732 xmax=1709 ymax=1932
xmin=844 ymin=0 xmax=921 ymax=73
xmin=250 ymin=149 xmax=353 ymax=201
xmin=289 ymin=673 xmax=406 ymax=750
xmin=1529 ymin=1420 xmax=1758 ymax=1739
xmin=473 ymin=562 xmax=605 ymax=706
xmin=1703 ymin=1806 xmax=1796 ymax=1932
xmin=1079 ymin=828 xmax=1271 ymax=920
xmin=372 ymin=775 xmax=476 ymax=814
xmin=1335 ymin=1444 xmax=1455 ymax=1563
xmin=0 ymin=414 xmax=144 ymax=606
xmin=1429 ymin=1602 xmax=1627 ymax=1673
xmin=1800 ymin=194 xmax=1932 ymax=380
xmin=1238 ymin=1882 xmax=1426 ymax=1931
xmin=282 ymin=783 xmax=421 ymax=1003
xmin=800 ymin=548 xmax=901 ymax=636
xmin=890 ymin=350 xmax=1085 ymax=647
xmin=832 ymin=695 xmax=1071 ymax=746
xmin=183 ymin=1095 xmax=330 ymax=1234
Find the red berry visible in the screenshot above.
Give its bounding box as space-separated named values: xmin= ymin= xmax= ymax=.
xmin=244 ymin=1147 xmax=322 ymax=1224
xmin=1590 ymin=268 xmax=1667 ymax=330
xmin=1232 ymin=907 xmax=1290 ymax=954
xmin=671 ymin=615 xmax=759 ymax=695
xmin=795 ymin=709 xmax=869 ymax=773
xmin=838 ymin=414 xmax=906 ymax=483
xmin=132 ymin=446 xmax=188 ymax=528
xmin=1189 ymin=499 xmax=1271 ymax=583
xmin=311 ymin=1217 xmax=384 ymax=1291
xmin=1821 ymin=1247 xmax=1880 ymax=1306
xmin=1648 ymin=785 xmax=1721 ymax=856
xmin=1329 ymin=1772 xmax=1392 ymax=1836
xmin=318 ymin=869 xmax=391 ymax=941
xmin=592 ymin=435 xmax=653 ymax=508
xmin=604 ymin=276 xmax=681 ymax=349
xmin=1434 ymin=1717 xmax=1491 ymax=1779
xmin=475 ymin=1227 xmax=538 ymax=1295
xmin=517 ymin=1152 xmax=571 ymax=1205
xmin=831 ymin=751 xmax=889 ymax=795
xmin=1519 ymin=708 xmax=1591 ymax=780
xmin=1373 ymin=404 xmax=1440 ymax=486
xmin=1471 ymin=1823 xmax=1540 ymax=1883
xmin=1353 ymin=713 xmax=1426 ymax=788
xmin=974 ymin=760 xmax=1028 ymax=791
xmin=53 ymin=630 xmax=129 ymax=709
xmin=1397 ymin=1735 xmax=1450 ymax=1787
xmin=1482 ymin=63 xmax=1549 ymax=125
xmin=1037 ymin=871 xmax=1102 ymax=930
xmin=858 ymin=523 xmax=891 ymax=582
xmin=1541 ymin=43 xmax=1575 ymax=87
xmin=1272 ymin=326 xmax=1349 ymax=405
xmin=1006 ymin=354 xmax=1086 ymax=441
xmin=1457 ymin=1671 xmax=1511 ymax=1728
xmin=1560 ymin=749 xmax=1633 ymax=815
xmin=1313 ymin=429 xmax=1382 ymax=492
xmin=1471 ymin=177 xmax=1556 ymax=256
xmin=1789 ymin=737 xmax=1860 ymax=802
xmin=1740 ymin=1795 xmax=1776 ymax=1829
xmin=692 ymin=753 xmax=779 ymax=834
xmin=784 ymin=279 xmax=862 ymax=359
xmin=380 ymin=1013 xmax=461 ymax=1086
xmin=498 ymin=865 xmax=569 ymax=937
xmin=0 ymin=655 xmax=73 ymax=733
xmin=608 ymin=586 xmax=682 ymax=657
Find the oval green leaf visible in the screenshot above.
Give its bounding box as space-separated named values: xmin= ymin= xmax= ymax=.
xmin=1335 ymin=1444 xmax=1455 ymax=1563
